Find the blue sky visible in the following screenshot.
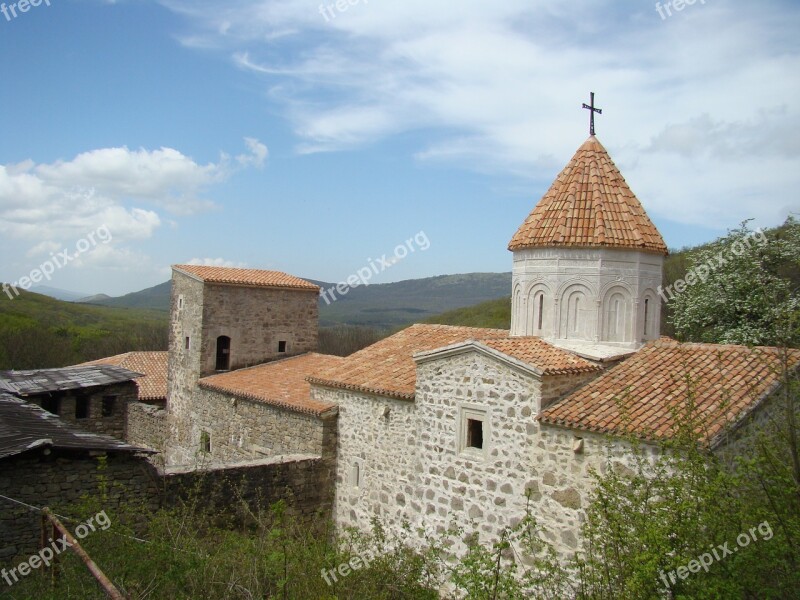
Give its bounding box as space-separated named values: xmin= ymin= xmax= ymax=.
xmin=0 ymin=0 xmax=798 ymax=296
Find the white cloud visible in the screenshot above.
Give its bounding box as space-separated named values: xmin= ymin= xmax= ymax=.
xmin=236 ymin=137 xmax=269 ymax=168
xmin=156 ymin=0 xmax=800 ymax=229
xmin=186 ymin=257 xmax=247 ymax=268
xmin=0 ymin=139 xmax=267 ymax=268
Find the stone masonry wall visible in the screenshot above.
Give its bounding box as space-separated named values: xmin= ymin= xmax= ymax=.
xmin=127 ymin=402 xmax=169 ymax=457
xmin=26 ymin=381 xmax=138 ymax=440
xmin=170 ymin=385 xmax=336 ymax=466
xmin=324 ymin=347 xmax=653 ymax=563
xmin=167 ymin=272 xmax=205 ymax=461
xmin=163 ymin=455 xmax=334 ymax=531
xmin=167 ymin=270 xmax=320 ymax=465
xmin=313 ymin=385 xmax=418 ymax=533
xmin=200 ymin=283 xmax=318 ymax=376
xmin=0 ymin=451 xmax=334 ymax=566
xmin=534 ymin=424 xmax=659 ymax=555
xmin=0 ymin=450 xmax=160 ymax=561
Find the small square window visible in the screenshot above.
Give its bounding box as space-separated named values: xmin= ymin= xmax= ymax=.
xmin=75 ymin=397 xmax=89 ymax=419
xmin=278 ymin=340 xmax=287 ymax=353
xmin=458 ymin=405 xmax=488 ymax=458
xmin=102 ymin=396 xmax=116 ymax=417
xmin=200 ymin=431 xmax=211 ymax=454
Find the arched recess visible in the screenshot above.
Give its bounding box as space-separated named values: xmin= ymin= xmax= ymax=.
xmin=511 ymin=283 xmax=524 ymax=335
xmin=525 ymin=282 xmax=551 ymax=337
xmin=559 ymin=283 xmax=594 ymax=341
xmin=641 ymin=289 xmax=659 ymax=340
xmin=601 ymin=286 xmax=632 ymax=343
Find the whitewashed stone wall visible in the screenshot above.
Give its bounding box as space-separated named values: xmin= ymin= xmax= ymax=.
xmin=534 ymin=424 xmax=659 ymax=555
xmin=321 ymin=346 xmax=649 ymax=562
xmin=311 ymin=385 xmax=419 ymax=533
xmin=511 ymin=247 xmax=664 ymax=347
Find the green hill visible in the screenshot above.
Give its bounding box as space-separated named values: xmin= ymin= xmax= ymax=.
xmin=87 ymin=272 xmax=513 ymax=329
xmin=0 ymin=288 xmax=168 ymax=370
xmin=423 ymin=296 xmax=511 ymax=329
xmin=84 ymin=280 xmax=171 ymax=311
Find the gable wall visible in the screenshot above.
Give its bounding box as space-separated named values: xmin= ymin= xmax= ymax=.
xmin=324 ymin=349 xmax=657 ymax=562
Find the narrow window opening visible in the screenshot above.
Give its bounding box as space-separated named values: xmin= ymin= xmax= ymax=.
xmin=216 ymin=335 xmax=231 ymax=370
xmin=537 ymin=293 xmax=544 ymax=331
xmin=278 ymin=340 xmax=287 ymax=353
xmin=573 ymin=297 xmax=580 ymax=333
xmin=644 ymin=298 xmax=650 ymax=335
xmin=466 ymin=418 xmax=484 ymax=450
xmin=185 ymin=336 xmax=190 ymax=350
xmin=178 ymin=296 xmax=184 ymax=309
xmin=75 ymin=396 xmax=89 ymax=419
xmin=102 ymin=396 xmax=116 ymax=417
xmin=200 ymin=431 xmax=211 ymax=453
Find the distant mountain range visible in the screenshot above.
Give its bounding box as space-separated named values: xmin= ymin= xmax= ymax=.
xmin=66 ymin=273 xmax=513 ymax=329
xmin=30 ymin=286 xmax=91 ymax=302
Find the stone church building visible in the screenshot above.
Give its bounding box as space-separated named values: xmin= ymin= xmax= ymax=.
xmin=137 ymin=135 xmax=796 ymax=560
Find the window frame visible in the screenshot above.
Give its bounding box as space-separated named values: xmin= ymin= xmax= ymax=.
xmin=457 ymin=404 xmax=489 ymax=459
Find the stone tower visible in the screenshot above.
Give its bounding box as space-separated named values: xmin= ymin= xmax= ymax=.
xmin=508 ymin=136 xmax=668 ymax=353
xmin=166 ymin=264 xmax=320 ymax=463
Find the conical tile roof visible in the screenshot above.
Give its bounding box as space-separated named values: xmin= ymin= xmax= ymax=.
xmin=508 ymin=136 xmax=667 ymax=255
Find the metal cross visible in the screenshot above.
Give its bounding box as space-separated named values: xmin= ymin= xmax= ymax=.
xmin=582 ymin=92 xmax=602 ymax=136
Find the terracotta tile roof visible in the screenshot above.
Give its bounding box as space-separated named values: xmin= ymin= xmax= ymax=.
xmin=508 ymin=136 xmax=668 ymax=255
xmin=173 ymin=265 xmax=319 ymax=291
xmin=198 ymin=353 xmax=344 ymax=416
xmin=481 ymin=338 xmax=602 ymax=376
xmin=308 ymin=324 xmax=509 ymax=400
xmin=80 ymin=352 xmax=168 ymax=401
xmin=539 ymin=339 xmax=800 ymax=445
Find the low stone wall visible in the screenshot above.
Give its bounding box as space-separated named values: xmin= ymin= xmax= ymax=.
xmin=167 ymin=386 xmax=337 ymax=466
xmin=0 ymin=450 xmax=334 ymax=564
xmin=162 ymin=455 xmax=334 ymax=530
xmin=0 ymin=450 xmax=160 ymax=561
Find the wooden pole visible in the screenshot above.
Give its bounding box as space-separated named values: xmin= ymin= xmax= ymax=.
xmin=42 ymin=508 xmax=126 ymax=600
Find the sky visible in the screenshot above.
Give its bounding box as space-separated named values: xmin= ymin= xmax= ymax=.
xmin=0 ymin=0 xmax=798 ymax=296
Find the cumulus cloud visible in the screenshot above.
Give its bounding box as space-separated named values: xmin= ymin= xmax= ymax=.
xmin=156 ymin=0 xmax=800 ymax=228
xmin=0 ymin=138 xmax=267 ymax=268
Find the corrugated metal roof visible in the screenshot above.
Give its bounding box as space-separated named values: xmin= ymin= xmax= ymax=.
xmin=0 ymin=393 xmax=151 ymax=460
xmin=0 ymin=365 xmax=141 ymax=396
